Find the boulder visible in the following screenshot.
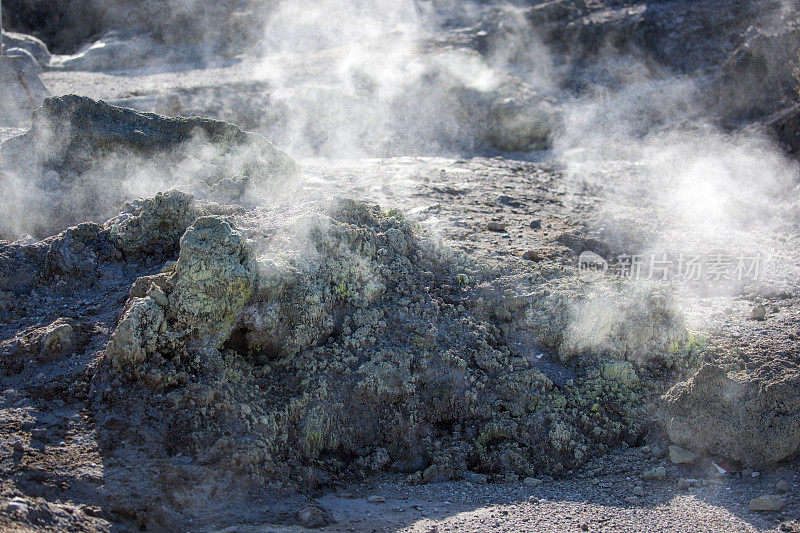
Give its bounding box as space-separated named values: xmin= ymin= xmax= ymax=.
xmin=661 ymin=360 xmax=800 ymax=466
xmin=748 ymin=494 xmax=785 ymax=512
xmin=48 ymin=31 xmax=213 ymax=72
xmin=0 ymin=95 xmax=298 ymax=238
xmin=2 ymin=0 xmax=273 ymax=55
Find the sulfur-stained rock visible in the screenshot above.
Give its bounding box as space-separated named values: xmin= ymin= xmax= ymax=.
xmin=602 ymin=361 xmax=639 ymax=387
xmin=168 ymin=216 xmax=256 ymax=344
xmin=106 ymin=296 xmax=166 ymax=371
xmin=100 ymin=196 xmax=703 ymax=487
xmin=661 ymin=360 xmax=800 ymax=466
xmin=106 ymin=190 xmax=198 ymax=256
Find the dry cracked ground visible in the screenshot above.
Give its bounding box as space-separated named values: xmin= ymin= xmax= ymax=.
xmin=2 ymin=1 xmax=800 ymax=532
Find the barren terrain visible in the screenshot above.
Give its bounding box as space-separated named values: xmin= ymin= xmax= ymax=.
xmin=2 ymin=1 xmax=800 ymax=531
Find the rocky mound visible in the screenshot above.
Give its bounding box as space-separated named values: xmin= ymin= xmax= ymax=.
xmin=0 ymin=95 xmax=298 ymax=239
xmin=73 ymin=192 xmax=700 ymax=489
xmin=0 ymin=187 xmax=704 ymax=496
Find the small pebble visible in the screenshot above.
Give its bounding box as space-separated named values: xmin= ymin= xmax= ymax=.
xmin=750 ymin=304 xmax=766 ymax=320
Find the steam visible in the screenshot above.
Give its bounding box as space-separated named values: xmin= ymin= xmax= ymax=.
xmin=252 ymin=0 xmax=541 ymax=157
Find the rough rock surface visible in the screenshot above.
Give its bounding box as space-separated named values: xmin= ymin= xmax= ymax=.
xmin=662 ymin=360 xmax=800 ymax=466
xmin=105 ymin=190 xmax=198 ymax=257
xmin=168 ymin=216 xmax=256 ymax=344
xmin=0 ymin=95 xmax=298 ymax=238
xmin=48 ymin=31 xmax=223 ymax=72
xmin=0 ymin=149 xmax=798 ymax=531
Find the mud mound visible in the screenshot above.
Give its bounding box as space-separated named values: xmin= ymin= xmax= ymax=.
xmin=662 ymin=359 xmax=800 ymax=467
xmin=0 ymin=95 xmax=298 ymax=239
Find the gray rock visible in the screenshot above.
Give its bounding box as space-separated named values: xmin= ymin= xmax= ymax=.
xmin=0 ymin=54 xmax=49 ymax=127
xmin=661 ymin=361 xmax=800 ymax=467
xmin=49 ymin=31 xmax=214 ymax=72
xmin=750 ymin=304 xmax=767 ymax=320
xmin=40 ymin=319 xmax=76 ymax=357
xmin=0 ymin=95 xmax=298 ymax=238
xmin=749 ymin=494 xmax=785 ymax=512
xmin=668 ymin=445 xmax=697 ymax=465
xmin=1 ymin=30 xmax=51 ymax=64
xmin=296 ymin=506 xmax=329 ymax=529
xmin=641 ymin=466 xmax=666 ymax=481
xmin=3 ymin=0 xmax=269 ymax=54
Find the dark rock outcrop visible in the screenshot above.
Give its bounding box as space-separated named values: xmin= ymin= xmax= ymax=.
xmin=0 ymin=95 xmax=298 ymax=238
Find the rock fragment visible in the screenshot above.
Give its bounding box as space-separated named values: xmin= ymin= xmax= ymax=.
xmin=749 ymin=495 xmax=785 ymax=512
xmin=106 ymin=297 xmax=166 ymax=371
xmin=106 ymin=190 xmax=198 ymax=256
xmin=668 ymin=445 xmax=697 ymax=465
xmin=168 ymin=217 xmax=256 ymax=344
xmin=750 ymin=304 xmax=767 ymax=320
xmin=296 ymin=506 xmax=330 ymax=529
xmin=641 ymin=466 xmax=666 ymax=481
